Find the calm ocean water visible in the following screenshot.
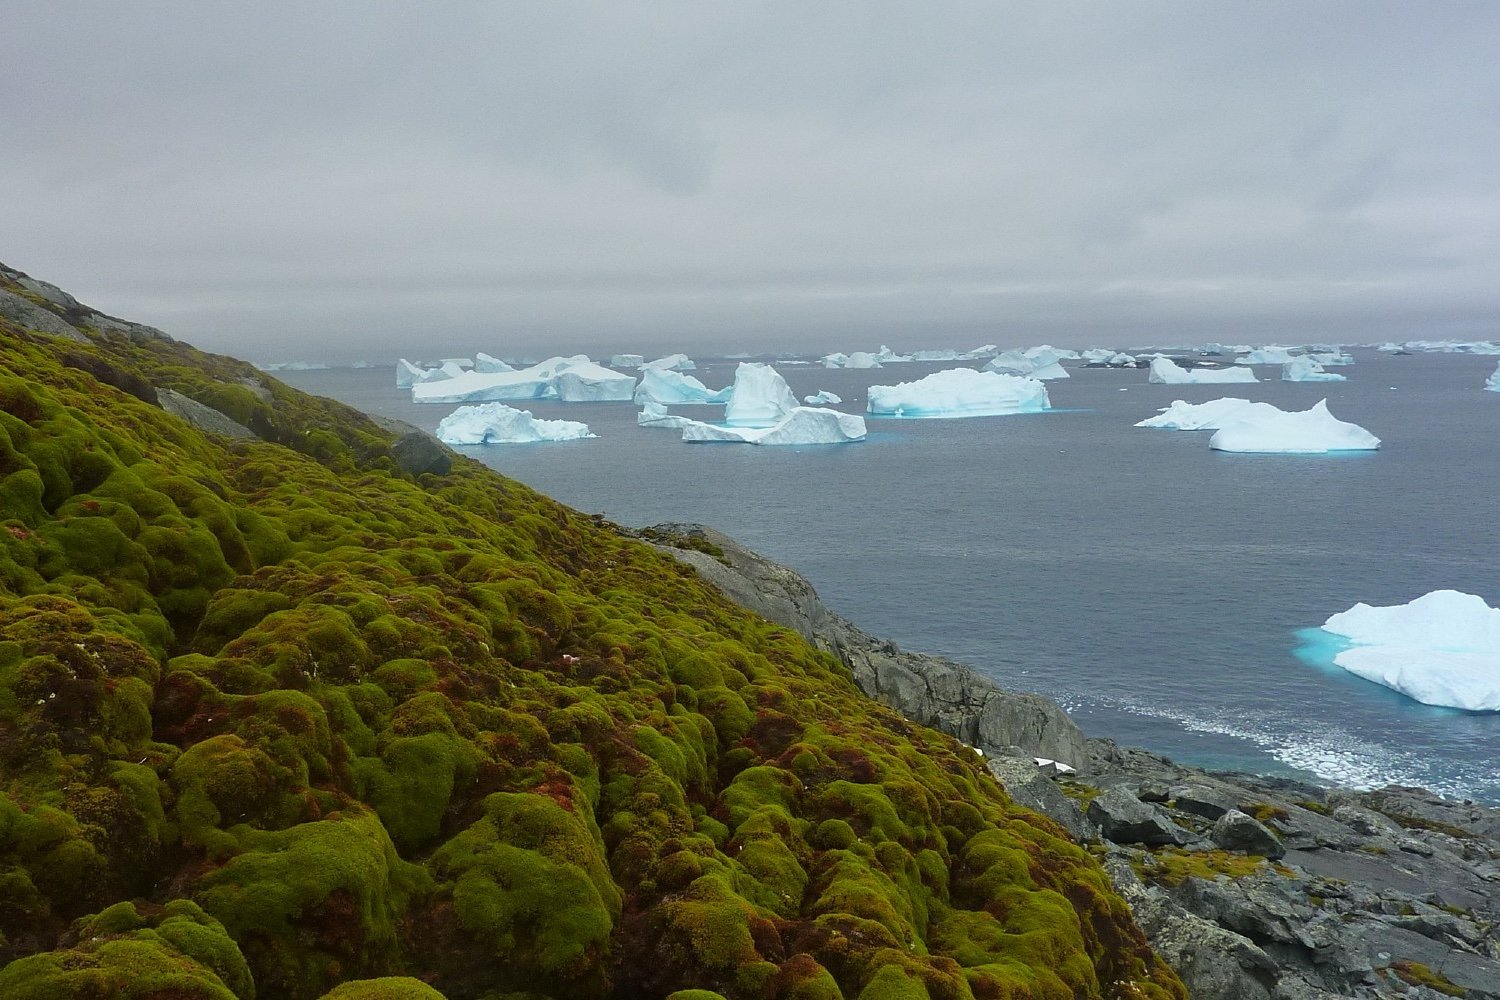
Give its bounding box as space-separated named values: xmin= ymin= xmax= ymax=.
xmin=280 ymin=352 xmax=1500 ymax=803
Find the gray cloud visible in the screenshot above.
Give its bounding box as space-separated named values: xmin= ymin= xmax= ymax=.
xmin=4 ymin=2 xmax=1498 ymax=361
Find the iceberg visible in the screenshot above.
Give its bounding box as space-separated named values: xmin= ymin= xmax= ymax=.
xmin=845 ymin=351 xmax=884 ymax=368
xmin=1208 ymin=400 xmax=1379 ymax=453
xmin=634 ymin=368 xmax=731 ymax=405
xmin=983 ymin=350 xmax=1069 ymax=380
xmin=439 ymin=357 xmax=473 ymax=368
xmin=724 ymin=363 xmax=800 ymax=426
xmin=418 ymin=360 xmax=469 ymax=383
xmin=1197 ymin=343 xmax=1225 ymax=356
xmin=1313 ymin=590 xmax=1500 ymax=711
xmin=804 ymin=390 xmax=843 ymax=405
xmin=909 ymin=349 xmax=962 ymax=362
xmin=1025 ymin=344 xmax=1079 ymax=361
xmin=1135 ymin=398 xmax=1277 ymax=430
xmin=1148 ymin=357 xmax=1258 ymax=384
xmin=1080 ymin=349 xmax=1114 ymax=363
xmin=820 ymin=352 xmax=848 ymax=368
xmin=867 ymin=368 xmax=1050 ymax=417
xmin=680 ymin=407 xmax=866 ymax=445
xmin=396 ymin=359 xmax=427 ymax=388
xmin=435 ymin=402 xmax=595 ymax=445
xmin=873 ymin=345 xmax=911 ymax=363
xmin=1308 ymin=351 xmax=1353 ymax=366
xmin=637 ymin=400 xmax=698 ymax=430
xmin=474 ymin=352 xmax=515 ymax=373
xmin=1486 ymin=362 xmax=1499 ymax=392
xmin=1282 ymin=357 xmax=1347 ymax=382
xmin=610 ymin=354 xmax=645 ymax=369
xmin=1236 ymin=347 xmax=1299 ymax=365
xmin=413 ymin=355 xmax=635 ymax=403
xmin=642 ymin=353 xmax=697 ymax=371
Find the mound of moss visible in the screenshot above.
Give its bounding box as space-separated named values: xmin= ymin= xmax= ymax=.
xmin=0 ymin=278 xmax=1184 ymax=999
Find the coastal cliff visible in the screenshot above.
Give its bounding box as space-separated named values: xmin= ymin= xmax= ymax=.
xmin=0 ymin=263 xmax=1183 ymax=998
xmin=644 ymin=526 xmax=1500 ymax=999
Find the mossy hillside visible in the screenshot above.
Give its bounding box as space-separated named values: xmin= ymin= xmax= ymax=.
xmin=0 ymin=321 xmax=1185 ymax=999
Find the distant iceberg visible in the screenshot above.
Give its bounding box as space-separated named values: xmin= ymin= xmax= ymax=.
xmin=804 ymin=390 xmax=842 ymax=405
xmin=474 ymin=352 xmax=515 ymax=373
xmin=680 ymin=407 xmax=866 ymax=445
xmin=821 ymin=351 xmax=884 ymax=368
xmin=1487 ymin=363 xmax=1499 ymax=392
xmin=258 ymin=361 xmax=332 ymax=372
xmin=984 ymin=350 xmax=1069 ymax=380
xmin=873 ymin=345 xmax=911 ymax=364
xmin=1307 ymin=351 xmax=1353 ymax=366
xmin=1236 ymin=347 xmax=1299 ymax=365
xmin=909 ymin=349 xmax=962 ymax=362
xmin=637 ymin=400 xmax=697 ymax=430
xmin=634 ymin=368 xmax=731 ymax=405
xmin=396 ymin=359 xmax=427 ymax=388
xmin=418 ymin=360 xmax=469 ymax=384
xmin=1282 ymin=357 xmax=1346 ymax=382
xmin=1135 ymin=398 xmax=1275 ymax=430
xmin=610 ymin=354 xmax=646 ymax=369
xmin=1312 ymin=590 xmax=1500 ymax=711
xmin=436 ymin=402 xmax=595 ymax=444
xmin=1148 ymin=357 xmax=1258 ymax=384
xmin=724 ymin=363 xmax=799 ymax=426
xmin=642 ymin=353 xmax=697 ymax=371
xmin=412 ymin=355 xmax=635 ymax=403
xmin=1208 ymin=400 xmax=1379 ymax=453
xmin=867 ymin=368 xmax=1050 ymax=417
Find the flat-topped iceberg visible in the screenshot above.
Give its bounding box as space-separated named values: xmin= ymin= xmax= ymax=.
xmin=1149 ymin=357 xmax=1258 ymax=384
xmin=412 ymin=355 xmax=635 ymax=403
xmin=724 ymin=363 xmax=799 ymax=426
xmin=1312 ymin=590 xmax=1500 ymax=711
xmin=1486 ymin=363 xmax=1499 ymax=391
xmin=1136 ymin=397 xmax=1278 ymax=430
xmin=436 ymin=402 xmax=595 ymax=444
xmin=804 ymin=390 xmax=842 ymax=405
xmin=642 ymin=353 xmax=696 ymax=371
xmin=474 ymin=352 xmax=515 ymax=373
xmin=983 ymin=350 xmax=1069 ymax=380
xmin=637 ymin=400 xmax=697 ymax=430
xmin=1236 ymin=346 xmax=1299 ymax=365
xmin=867 ymin=368 xmax=1050 ymax=417
xmin=1209 ymin=399 xmax=1379 ymax=453
xmin=680 ymin=407 xmax=866 ymax=445
xmin=1282 ymin=356 xmax=1346 ymax=382
xmin=634 ymin=368 xmax=731 ymax=405
xmin=610 ymin=353 xmax=645 ymax=369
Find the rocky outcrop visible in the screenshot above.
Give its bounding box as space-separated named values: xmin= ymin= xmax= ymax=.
xmin=644 ymin=522 xmax=1089 ymax=765
xmin=157 ymin=388 xmax=257 ymax=439
xmin=1 ymin=263 xmax=170 ymax=343
xmin=650 ymin=524 xmax=1500 ymax=999
xmin=0 ymin=287 xmax=88 ymax=343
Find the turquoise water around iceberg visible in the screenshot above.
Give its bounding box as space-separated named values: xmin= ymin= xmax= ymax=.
xmin=280 ymin=350 xmax=1500 ymax=803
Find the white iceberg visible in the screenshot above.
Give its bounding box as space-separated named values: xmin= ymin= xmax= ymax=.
xmin=413 ymin=355 xmax=635 ymax=403
xmin=1486 ymin=362 xmax=1499 ymax=392
xmin=680 ymin=407 xmax=866 ymax=445
xmin=867 ymin=368 xmax=1050 ymax=417
xmin=1148 ymin=357 xmax=1258 ymax=385
xmin=984 ymin=350 xmax=1069 ymax=380
xmin=396 ymin=359 xmax=427 ymax=388
xmin=845 ymin=351 xmax=884 ymax=368
xmin=1282 ymin=357 xmax=1347 ymax=382
xmin=873 ymin=345 xmax=911 ymax=363
xmin=1208 ymin=400 xmax=1379 ymax=453
xmin=724 ymin=363 xmax=800 ymax=426
xmin=1025 ymin=344 xmax=1079 ymax=361
xmin=610 ymin=354 xmax=645 ymax=369
xmin=1197 ymin=343 xmax=1225 ymax=356
xmin=637 ymin=400 xmax=698 ymax=430
xmin=1135 ymin=398 xmax=1278 ymax=430
xmin=418 ymin=360 xmax=469 ymax=384
xmin=1236 ymin=346 xmax=1299 ymax=365
xmin=474 ymin=352 xmax=515 ymax=373
xmin=1315 ymin=590 xmax=1500 ymax=711
xmin=436 ymin=402 xmax=595 ymax=445
xmin=804 ymin=390 xmax=843 ymax=405
xmin=634 ymin=368 xmax=731 ymax=405
xmin=440 ymin=357 xmax=473 ymax=368
xmin=821 ymin=352 xmax=848 ymax=368
xmin=909 ymin=349 xmax=962 ymax=362
xmin=1308 ymin=351 xmax=1353 ymax=366
xmin=1080 ymin=349 xmax=1114 ymax=363
xmin=642 ymin=353 xmax=697 ymax=371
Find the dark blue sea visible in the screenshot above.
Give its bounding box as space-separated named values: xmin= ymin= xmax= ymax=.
xmin=279 ymin=351 xmax=1500 ymax=803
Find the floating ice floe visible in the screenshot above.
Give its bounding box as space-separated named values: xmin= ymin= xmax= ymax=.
xmin=396 ymin=359 xmax=427 ymax=388
xmin=1236 ymin=346 xmax=1300 ymax=365
xmin=1313 ymin=590 xmax=1500 ymax=711
xmin=1208 ymin=400 xmax=1379 ymax=453
xmin=637 ymin=400 xmax=697 ymax=430
xmin=474 ymin=352 xmax=514 ymax=373
xmin=412 ymin=355 xmax=635 ymax=403
xmin=867 ymin=368 xmax=1050 ymax=417
xmin=634 ymin=368 xmax=731 ymax=405
xmin=1148 ymin=357 xmax=1258 ymax=385
xmin=642 ymin=353 xmax=697 ymax=371
xmin=680 ymin=407 xmax=866 ymax=445
xmin=1307 ymin=351 xmax=1353 ymax=366
xmin=1282 ymin=357 xmax=1347 ymax=382
xmin=804 ymin=390 xmax=842 ymax=405
xmin=724 ymin=363 xmax=800 ymax=426
xmin=1486 ymin=363 xmax=1499 ymax=392
xmin=436 ymin=402 xmax=595 ymax=444
xmin=983 ymin=349 xmax=1069 ymax=380
xmin=1135 ymin=398 xmax=1274 ymax=430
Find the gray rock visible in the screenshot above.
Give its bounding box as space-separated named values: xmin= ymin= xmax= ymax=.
xmin=1213 ymin=810 xmax=1287 ymax=860
xmin=1173 ymin=783 xmax=1241 ymax=820
xmin=391 ymin=430 xmax=453 ymax=477
xmin=1088 ymin=786 xmax=1190 ymax=847
xmin=0 ymin=288 xmax=88 ymax=342
xmin=985 ymin=754 xmax=1097 ymax=842
xmin=157 ymin=389 xmax=256 ymax=439
xmin=15 ymin=274 xmax=80 ymax=310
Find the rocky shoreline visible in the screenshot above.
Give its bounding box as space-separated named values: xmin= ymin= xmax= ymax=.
xmin=645 ymin=523 xmax=1500 ymax=1000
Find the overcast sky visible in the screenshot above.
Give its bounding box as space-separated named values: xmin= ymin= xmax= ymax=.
xmin=5 ymin=3 xmax=1499 ymax=361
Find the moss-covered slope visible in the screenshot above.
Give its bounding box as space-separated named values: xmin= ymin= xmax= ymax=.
xmin=0 ymin=276 xmax=1184 ymax=1000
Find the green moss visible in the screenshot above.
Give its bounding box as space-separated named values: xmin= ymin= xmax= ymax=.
xmin=318 ymin=978 xmax=449 ymax=1000
xmin=1387 ymin=960 xmax=1467 ymax=997
xmin=1132 ymin=848 xmax=1271 ymax=888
